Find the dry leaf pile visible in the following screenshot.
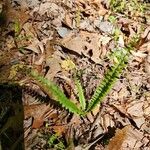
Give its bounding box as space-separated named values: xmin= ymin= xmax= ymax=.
xmin=0 ymin=0 xmax=150 ymax=149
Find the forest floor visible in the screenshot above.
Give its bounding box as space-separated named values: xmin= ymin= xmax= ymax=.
xmin=0 ymin=0 xmax=150 ymax=150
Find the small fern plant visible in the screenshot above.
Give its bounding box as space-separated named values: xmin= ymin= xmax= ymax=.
xmin=18 ymin=34 xmax=140 ymax=116
xmin=21 ymin=45 xmax=132 ymax=116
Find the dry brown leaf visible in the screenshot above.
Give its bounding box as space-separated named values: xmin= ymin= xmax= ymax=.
xmin=92 ymin=1 xmax=107 ymax=16
xmin=24 ymin=104 xmax=52 ymax=128
xmin=24 ymin=104 xmax=51 ymax=119
xmin=34 ymin=53 xmax=45 ymax=66
xmin=106 ymin=126 xmax=129 ymax=150
xmin=23 ymin=22 xmax=36 ymax=38
xmin=64 ymin=14 xmax=73 ymax=29
xmin=141 ymin=26 xmax=150 ymax=39
xmin=45 ymin=57 xmax=61 ymax=80
xmin=50 ymin=125 xmax=67 ymax=136
xmin=6 ymin=3 xmax=29 ymax=26
xmin=60 ymin=31 xmax=101 ymax=63
xmin=122 ymin=127 xmax=144 ymax=149
xmin=106 ymin=125 xmax=146 ymax=150
xmin=25 ymin=39 xmax=43 ymax=54
xmin=45 ymin=40 xmax=56 ymax=57
xmin=127 ymin=101 xmax=144 ymax=117
xmin=32 ymin=118 xmax=44 ymax=129
xmin=112 ymin=104 xmax=127 ymax=117
xmin=112 ymin=100 xmax=146 ymax=129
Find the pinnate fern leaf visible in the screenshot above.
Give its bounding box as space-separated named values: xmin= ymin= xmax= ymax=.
xmin=86 ymin=48 xmax=129 ymax=112
xmin=29 ymin=70 xmax=84 ymax=115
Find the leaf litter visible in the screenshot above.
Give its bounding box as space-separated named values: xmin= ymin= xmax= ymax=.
xmin=0 ymin=0 xmax=150 ymax=149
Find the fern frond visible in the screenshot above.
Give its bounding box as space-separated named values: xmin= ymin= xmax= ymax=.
xmin=86 ymin=48 xmax=129 ymax=112
xmin=74 ymin=77 xmax=86 ymax=110
xmin=29 ymin=70 xmax=84 ymax=115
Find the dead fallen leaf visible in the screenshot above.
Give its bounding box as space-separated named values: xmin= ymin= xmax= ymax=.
xmin=64 ymin=14 xmax=73 ymax=29
xmin=23 ymin=22 xmax=36 ymax=38
xmin=145 ymin=52 xmax=150 ymax=75
xmin=6 ymin=2 xmax=30 ymax=26
xmin=33 ymin=2 xmax=65 ymax=19
xmin=24 ymin=104 xmax=52 ymax=128
xmin=106 ymin=125 xmax=147 ymax=150
xmin=106 ymin=126 xmax=128 ymax=150
xmin=25 ymin=38 xmax=42 ymax=54
xmin=60 ymin=31 xmax=102 ymax=63
xmin=127 ymin=101 xmax=144 ymax=117
xmin=90 ymin=0 xmax=107 ymax=16
xmin=45 ymin=40 xmax=56 ymax=57
xmin=45 ymin=57 xmax=61 ymax=80
xmin=49 ymin=125 xmax=67 ymax=136
xmin=32 ymin=118 xmax=44 ymax=129
xmin=24 ymin=104 xmax=49 ymax=118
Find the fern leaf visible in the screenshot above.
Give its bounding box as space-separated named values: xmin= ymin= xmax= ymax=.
xmin=74 ymin=77 xmax=86 ymax=110
xmin=86 ymin=49 xmax=129 ymax=112
xmin=29 ymin=70 xmax=84 ymax=115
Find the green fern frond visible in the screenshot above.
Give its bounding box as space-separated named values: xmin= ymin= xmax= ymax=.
xmin=29 ymin=70 xmax=84 ymax=115
xmin=74 ymin=77 xmax=86 ymax=110
xmin=86 ymin=48 xmax=129 ymax=112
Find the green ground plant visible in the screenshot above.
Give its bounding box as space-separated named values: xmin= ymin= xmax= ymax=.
xmin=6 ymin=36 xmax=137 ymax=117
xmin=28 ymin=48 xmax=129 ymax=115
xmin=109 ymin=0 xmax=146 ymax=16
xmin=17 ymin=43 xmax=134 ymax=116
xmin=8 ymin=34 xmax=140 ymax=116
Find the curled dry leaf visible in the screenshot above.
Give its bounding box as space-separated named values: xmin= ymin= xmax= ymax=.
xmin=112 ymin=100 xmax=146 ymax=129
xmin=33 ymin=2 xmax=65 ymax=19
xmin=23 ymin=22 xmax=36 ymax=39
xmin=64 ymin=14 xmax=73 ymax=29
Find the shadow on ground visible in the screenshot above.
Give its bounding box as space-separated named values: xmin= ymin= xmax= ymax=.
xmin=0 ymin=84 xmax=25 ymax=150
